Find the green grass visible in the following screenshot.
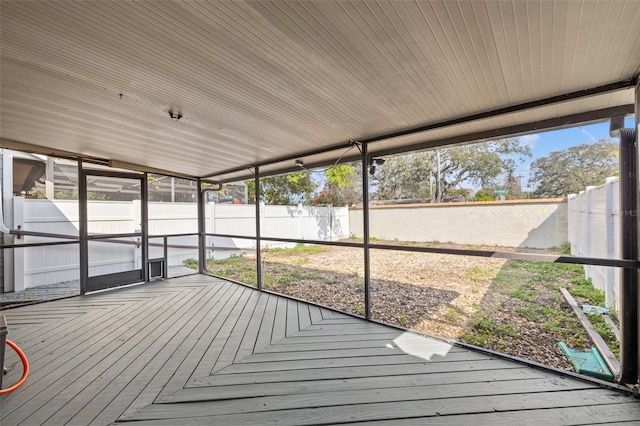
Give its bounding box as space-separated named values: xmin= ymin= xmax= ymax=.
xmin=183 ymin=258 xmax=198 ymax=269
xmin=553 ymin=241 xmax=572 ymax=255
xmin=209 ymin=253 xmax=249 ymax=265
xmin=465 ymin=266 xmax=498 ymax=282
xmin=587 ymin=313 xmax=620 ymax=357
xmin=445 ymin=308 xmax=460 ymax=323
xmin=461 ymin=260 xmax=594 ymax=356
xmin=205 ymin=254 xmax=258 ymax=286
xmin=201 ymin=250 xmax=330 ymax=290
xmin=568 ymin=275 xmax=605 ymax=306
xmin=265 ymin=243 xmax=329 ymax=255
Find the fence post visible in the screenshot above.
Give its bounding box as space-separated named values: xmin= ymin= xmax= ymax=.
xmin=585 ymin=186 xmax=597 ymax=280
xmin=12 ymin=196 xmax=25 ymax=292
xmin=209 ymin=201 xmax=216 ymax=236
xmin=567 ymin=194 xmax=575 ymax=254
xmin=578 ymin=190 xmax=586 ymax=258
xmin=605 ymin=177 xmax=617 ymax=308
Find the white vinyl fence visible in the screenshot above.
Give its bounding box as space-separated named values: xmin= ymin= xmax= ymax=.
xmin=567 ymin=177 xmax=620 ymax=310
xmin=206 ymin=204 xmax=349 ymax=258
xmin=11 ymin=198 xmax=349 ymax=291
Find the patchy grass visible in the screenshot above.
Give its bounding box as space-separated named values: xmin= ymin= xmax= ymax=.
xmin=588 ymin=313 xmax=620 ymax=357
xmin=465 ymin=266 xmax=499 ymax=282
xmin=567 ymin=274 xmax=605 ymax=306
xmin=445 ymin=308 xmax=460 ymax=323
xmin=460 ymin=260 xmax=593 ymax=369
xmin=206 ymin=254 xmax=258 ymax=286
xmin=183 ymin=258 xmax=198 ymax=269
xmin=264 ymin=243 xmax=329 ymax=256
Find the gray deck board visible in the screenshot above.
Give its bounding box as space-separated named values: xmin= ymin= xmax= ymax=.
xmin=159 ymin=367 xmax=545 ymax=403
xmin=1 ymin=288 xmax=178 ymax=418
xmin=123 ymin=379 xmax=608 ymax=420
xmin=118 ymin=390 xmax=638 ymax=425
xmin=3 ymin=287 xmax=195 ymax=424
xmin=1 ymin=274 xmax=638 ymax=425
xmin=46 ymin=284 xmax=229 ymax=426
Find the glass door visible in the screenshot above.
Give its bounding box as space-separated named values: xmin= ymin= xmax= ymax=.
xmin=81 ymin=170 xmax=146 ymax=292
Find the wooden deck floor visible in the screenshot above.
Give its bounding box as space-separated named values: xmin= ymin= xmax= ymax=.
xmin=1 ymin=275 xmax=638 ymax=425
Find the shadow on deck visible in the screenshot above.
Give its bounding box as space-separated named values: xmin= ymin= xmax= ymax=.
xmin=1 ymin=275 xmax=638 ymax=425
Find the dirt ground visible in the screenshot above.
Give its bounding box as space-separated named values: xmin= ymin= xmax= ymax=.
xmin=263 ymin=246 xmax=505 ymax=337
xmin=253 ymin=243 xmax=594 ymax=371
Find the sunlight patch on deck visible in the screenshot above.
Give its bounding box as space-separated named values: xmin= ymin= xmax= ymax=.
xmin=388 ymin=332 xmax=453 ymax=361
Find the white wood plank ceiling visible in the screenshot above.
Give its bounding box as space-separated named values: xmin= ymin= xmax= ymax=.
xmin=1 ymin=1 xmax=639 ymax=181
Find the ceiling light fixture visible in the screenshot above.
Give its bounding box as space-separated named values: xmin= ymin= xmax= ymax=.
xmin=168 ymin=110 xmax=182 ymax=121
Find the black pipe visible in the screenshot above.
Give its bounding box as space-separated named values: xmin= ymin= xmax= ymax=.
xmin=78 ymin=159 xmax=88 ymax=295
xmin=619 ymin=127 xmax=638 ymax=385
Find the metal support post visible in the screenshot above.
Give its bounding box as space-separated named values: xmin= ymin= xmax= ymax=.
xmin=197 ymin=179 xmax=206 ymax=274
xmin=254 ymin=167 xmax=262 ymax=291
xmin=361 ymin=143 xmax=371 ymax=319
xmin=163 ymin=236 xmax=169 ymax=278
xmin=141 ymin=173 xmax=149 ymax=282
xmin=78 ymin=159 xmax=88 ymax=295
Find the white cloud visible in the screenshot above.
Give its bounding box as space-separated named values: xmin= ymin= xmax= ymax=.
xmin=520 ymin=133 xmax=540 ymax=149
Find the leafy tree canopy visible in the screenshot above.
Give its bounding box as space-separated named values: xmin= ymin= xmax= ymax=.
xmin=528 ymin=140 xmax=618 ymax=198
xmin=313 ymin=164 xmax=361 ymax=206
xmin=247 ymin=172 xmax=315 ymax=205
xmin=372 ymin=138 xmax=531 ymax=201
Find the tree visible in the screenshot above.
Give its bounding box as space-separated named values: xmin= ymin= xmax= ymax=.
xmin=247 ymin=171 xmax=316 ymax=205
xmin=472 ymin=188 xmax=495 ymax=202
xmin=313 ymin=164 xmax=361 ymax=206
xmin=372 ymin=139 xmax=531 ymax=201
xmin=370 ymin=153 xmax=434 ymax=200
xmin=528 ymin=140 xmax=618 ymax=198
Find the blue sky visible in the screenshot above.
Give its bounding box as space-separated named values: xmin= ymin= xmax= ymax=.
xmin=521 ymin=117 xmax=635 ymax=160
xmin=515 ymin=117 xmax=635 ymax=190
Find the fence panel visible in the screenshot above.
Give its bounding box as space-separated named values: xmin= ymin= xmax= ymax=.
xmin=14 ymin=200 xmax=349 ymax=290
xmin=567 ymin=177 xmax=620 ymax=310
